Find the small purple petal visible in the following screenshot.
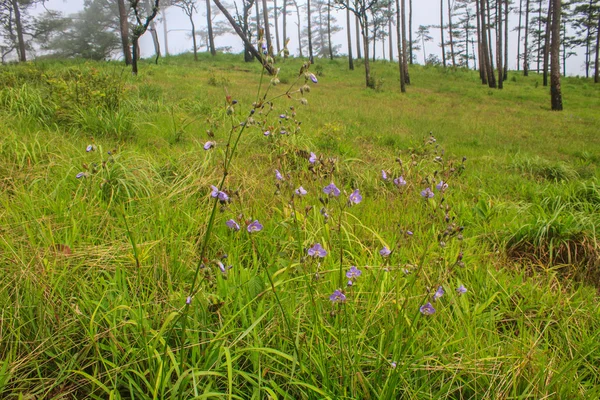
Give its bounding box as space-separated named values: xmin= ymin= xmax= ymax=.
xmin=263 ymin=130 xmax=271 ymax=136
xmin=379 ymin=246 xmax=391 ymax=257
xmin=420 ymin=302 xmax=436 ymax=315
xmin=435 ymin=180 xmax=448 ymax=192
xmin=346 ymin=266 xmax=362 ymax=279
xmin=308 ymin=243 xmax=327 ymax=258
xmin=86 ymin=144 xmax=94 ymax=152
xmin=186 ymin=296 xmax=192 ymax=305
xmin=394 ymin=176 xmax=406 ymax=187
xmin=309 ymin=73 xmax=318 ymax=84
xmin=76 ymin=172 xmax=86 ymax=179
xmin=420 ymin=187 xmax=434 ymax=198
xmin=433 ymin=286 xmax=445 ymax=301
xmin=295 ymin=186 xmax=308 ymax=196
xmin=381 ymin=170 xmax=388 ymax=180
xmin=226 ymin=219 xmax=240 ymax=231
xmin=275 ymin=169 xmax=283 ymax=181
xmin=309 ymin=152 xmax=317 ymax=164
xmin=329 ymin=289 xmax=346 ymax=303
xmin=348 ymin=189 xmax=362 ymax=205
xmin=247 ymin=220 xmax=263 ymax=233
xmin=323 ymin=183 xmax=340 ymax=197
xmin=203 ymin=141 xmax=215 ymax=150
xmin=456 ymin=285 xmax=467 ymax=295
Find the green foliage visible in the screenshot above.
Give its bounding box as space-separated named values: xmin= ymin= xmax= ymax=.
xmin=1 ymin=54 xmax=599 ymax=399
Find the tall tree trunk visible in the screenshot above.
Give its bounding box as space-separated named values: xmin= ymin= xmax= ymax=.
xmin=550 ymin=0 xmax=562 ymax=110
xmin=328 ymin=0 xmax=333 ymax=59
xmin=283 ymin=0 xmax=287 ymax=55
xmin=476 ymin=0 xmax=486 ymax=82
xmin=503 ymin=0 xmax=509 ymax=80
xmin=274 ymin=0 xmax=281 ymax=54
xmin=542 ymin=0 xmax=552 ymax=86
xmin=480 ymin=0 xmax=496 ymax=87
xmin=118 ymin=0 xmax=132 ymax=65
xmin=524 ymin=0 xmax=530 ymax=75
xmin=401 ymin=0 xmax=410 ymax=83
xmin=356 ymin=16 xmax=362 ymax=59
xmin=372 ymin=22 xmax=377 ymax=62
xmin=517 ymin=0 xmax=523 ymax=71
xmin=595 ymin=12 xmax=600 ymax=83
xmin=486 ymin=0 xmax=494 ymax=77
xmin=307 ymin=0 xmax=314 ymax=62
xmin=440 ymin=0 xmax=446 ymax=67
xmin=396 ymin=0 xmax=406 ymax=92
xmin=206 ymin=0 xmax=216 ymax=55
xmin=409 ymin=0 xmax=413 ymax=64
xmin=465 ymin=12 xmax=470 ymax=69
xmin=150 ymin=24 xmax=161 ymax=63
xmin=448 ymin=0 xmax=456 ymax=66
xmin=191 ymin=15 xmax=198 ymax=60
xmin=163 ymin=9 xmax=169 ymax=56
xmin=262 ymin=0 xmax=272 ymax=56
xmin=497 ymin=0 xmax=503 ymax=89
xmin=132 ymin=37 xmax=140 ymax=75
xmin=388 ymin=1 xmax=393 ymax=61
xmin=256 ymin=0 xmax=262 ymax=33
xmin=292 ymin=0 xmax=302 ymax=57
xmin=212 ymin=0 xmax=276 ymax=74
xmin=585 ymin=0 xmax=593 ymax=78
xmin=361 ymin=17 xmax=372 ymax=87
xmin=347 ymin=8 xmax=354 ymax=70
xmin=537 ymin=0 xmax=542 ymax=73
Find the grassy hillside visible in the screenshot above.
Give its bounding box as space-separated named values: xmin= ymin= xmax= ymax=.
xmin=0 ymin=53 xmax=599 ymax=399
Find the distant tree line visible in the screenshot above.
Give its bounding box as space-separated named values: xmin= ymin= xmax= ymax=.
xmin=1 ymin=0 xmax=599 ymax=106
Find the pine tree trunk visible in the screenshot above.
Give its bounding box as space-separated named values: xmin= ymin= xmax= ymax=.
xmin=517 ymin=0 xmax=523 ymax=71
xmin=476 ymin=0 xmax=486 ymax=82
xmin=409 ymin=0 xmax=413 ymax=64
xmin=283 ymin=0 xmax=287 ymax=54
xmin=595 ymin=12 xmax=600 ymax=83
xmin=396 ymin=0 xmax=406 ymax=92
xmin=585 ymin=0 xmax=593 ymax=78
xmin=132 ymin=37 xmax=139 ymax=75
xmin=503 ymin=0 xmax=509 ymax=80
xmin=308 ymin=0 xmax=314 ymax=62
xmin=118 ymin=0 xmax=132 ymax=65
xmin=448 ymin=0 xmax=455 ymax=66
xmin=328 ymin=0 xmax=333 ymax=59
xmin=191 ymin=16 xmax=198 ymax=61
xmin=537 ymin=0 xmax=542 ymax=73
xmin=401 ymin=0 xmax=410 ymax=83
xmin=262 ymin=0 xmax=272 ymax=56
xmin=163 ymin=9 xmax=169 ymax=57
xmin=150 ymin=24 xmax=161 ymax=63
xmin=550 ymin=0 xmax=562 ymax=110
xmin=356 ymin=16 xmax=362 ymax=59
xmin=497 ymin=0 xmax=503 ymax=89
xmin=274 ymin=0 xmax=281 ymax=54
xmin=486 ymin=0 xmax=494 ymax=77
xmin=542 ymin=0 xmax=552 ymax=86
xmin=480 ymin=0 xmax=496 ymax=87
xmin=347 ymin=8 xmax=354 ymax=70
xmin=440 ymin=0 xmax=446 ymax=67
xmin=524 ymin=0 xmax=530 ymax=75
xmin=388 ymin=1 xmax=393 ymax=61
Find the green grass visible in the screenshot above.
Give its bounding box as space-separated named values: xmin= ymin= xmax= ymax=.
xmin=0 ymin=53 xmax=599 ymax=399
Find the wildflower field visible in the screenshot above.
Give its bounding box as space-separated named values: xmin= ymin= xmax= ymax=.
xmin=1 ymin=54 xmax=599 ymax=399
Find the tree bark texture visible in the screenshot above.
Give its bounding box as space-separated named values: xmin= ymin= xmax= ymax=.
xmin=118 ymin=0 xmax=132 ymax=65
xmin=550 ymin=0 xmax=562 ymax=110
xmin=207 ymin=0 xmax=216 ymax=55
xmin=347 ymin=7 xmax=354 ymax=70
xmin=440 ymin=0 xmax=446 ymax=67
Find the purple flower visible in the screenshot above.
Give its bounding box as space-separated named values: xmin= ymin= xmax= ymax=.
xmin=323 ymin=183 xmax=341 ymax=197
xmin=347 ymin=280 xmax=353 ymax=287
xmin=420 ymin=187 xmax=434 ymax=198
xmin=329 ymin=289 xmax=346 ymax=303
xmin=186 ymin=296 xmax=192 ymax=305
xmin=394 ymin=176 xmax=406 ymax=187
xmin=348 ymin=189 xmax=362 ymax=205
xmin=76 ymin=172 xmax=86 ymax=179
xmin=391 ymin=361 xmax=397 ymax=369
xmin=308 ymin=243 xmax=327 ymax=258
xmin=309 ymin=152 xmax=317 ymax=164
xmin=203 ymin=141 xmax=216 ymax=150
xmin=263 ymin=130 xmax=271 ymax=136
xmin=320 ymin=207 xmax=329 ymax=219
xmin=420 ymin=302 xmax=436 ymax=315
xmin=295 ymin=186 xmax=308 ymax=196
xmin=217 ymin=261 xmax=226 ymax=273
xmin=456 ymin=285 xmax=467 ymax=295
xmin=433 ymin=286 xmax=445 ymax=301
xmin=275 ymin=169 xmax=283 ymax=181
xmin=346 ymin=266 xmax=362 ymax=279
xmin=86 ymin=144 xmax=94 ymax=152
xmin=406 ymin=230 xmax=413 ymax=236
xmin=309 ymin=73 xmax=318 ymax=84
xmin=210 ymin=185 xmax=229 ymax=202
xmin=381 ymin=170 xmax=388 ymax=180
xmin=279 ymin=114 xmax=286 ymax=119
xmin=247 ymin=220 xmax=263 ymax=233
xmin=226 ymin=219 xmax=240 ymax=231
xmin=379 ymin=246 xmax=391 ymax=257
xmin=261 ymin=41 xmax=267 ymax=50
xmin=435 ymin=180 xmax=448 ymax=192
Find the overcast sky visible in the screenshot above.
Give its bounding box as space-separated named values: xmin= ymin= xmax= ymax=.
xmin=34 ymin=0 xmax=588 ymax=76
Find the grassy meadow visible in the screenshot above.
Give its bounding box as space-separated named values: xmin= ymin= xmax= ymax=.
xmin=1 ymin=53 xmax=599 ymax=399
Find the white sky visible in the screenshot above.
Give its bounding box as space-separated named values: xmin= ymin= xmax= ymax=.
xmin=33 ymin=0 xmax=588 ymax=76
